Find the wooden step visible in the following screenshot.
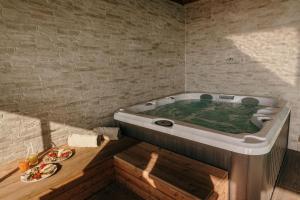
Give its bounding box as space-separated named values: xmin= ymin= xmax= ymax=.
xmin=89 ymin=183 xmax=143 ymax=200
xmin=114 ymin=142 xmax=228 ymax=200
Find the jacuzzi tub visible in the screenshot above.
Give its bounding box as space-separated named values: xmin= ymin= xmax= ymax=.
xmin=114 ymin=93 xmax=291 ymax=200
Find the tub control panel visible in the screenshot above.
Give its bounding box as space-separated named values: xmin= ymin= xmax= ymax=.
xmin=219 ymin=95 xmax=235 ymax=100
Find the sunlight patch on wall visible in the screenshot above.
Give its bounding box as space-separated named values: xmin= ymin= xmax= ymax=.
xmin=0 ymin=111 xmax=44 ymax=161
xmin=0 ymin=110 xmax=100 ymax=163
xmin=226 ymin=27 xmax=299 ymax=86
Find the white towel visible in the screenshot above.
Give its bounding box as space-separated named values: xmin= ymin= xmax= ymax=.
xmin=67 ymin=134 xmax=98 ymax=147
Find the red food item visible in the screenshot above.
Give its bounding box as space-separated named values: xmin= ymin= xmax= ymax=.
xmin=40 ymin=163 xmax=46 ymax=169
xmin=48 ymin=152 xmax=57 ymax=157
xmin=61 ymin=152 xmax=70 ymax=158
xmin=33 ymin=172 xmax=41 ymax=179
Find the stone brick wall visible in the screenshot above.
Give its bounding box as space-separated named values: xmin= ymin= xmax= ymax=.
xmin=185 ymin=0 xmax=300 ymax=150
xmin=1 ymin=0 xmax=300 ymax=164
xmin=0 ymin=0 xmax=185 ymax=163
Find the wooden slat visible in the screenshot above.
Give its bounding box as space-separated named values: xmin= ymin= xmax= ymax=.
xmin=53 ymin=167 xmax=114 ymax=200
xmin=114 ymin=156 xmax=207 ymax=200
xmin=125 ymin=144 xmax=221 ymax=188
xmin=89 ymin=182 xmax=144 ymax=200
xmin=132 ymin=142 xmax=228 ymax=199
xmin=0 ymin=137 xmax=138 ymax=200
xmin=116 ymin=173 xmax=158 ymax=200
xmin=114 ymin=142 xmax=228 ymax=200
xmin=136 ymin=142 xmax=227 ymax=179
xmin=115 ymin=167 xmax=174 ymax=200
xmin=39 ymin=158 xmax=115 ymax=200
xmin=115 ymin=152 xmax=213 ymax=199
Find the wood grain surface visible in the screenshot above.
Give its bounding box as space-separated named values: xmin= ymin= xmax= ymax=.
xmin=114 ymin=142 xmax=228 ymax=200
xmin=0 ymin=137 xmax=138 ymax=200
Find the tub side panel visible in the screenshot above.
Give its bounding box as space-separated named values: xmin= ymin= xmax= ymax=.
xmin=229 ymin=154 xmax=250 ymax=200
xmin=118 ymin=114 xmax=289 ymax=200
xmin=230 ymin=115 xmax=289 ymax=200
xmin=118 ymin=122 xmax=231 ymax=170
xmin=259 ymin=115 xmax=289 ymax=200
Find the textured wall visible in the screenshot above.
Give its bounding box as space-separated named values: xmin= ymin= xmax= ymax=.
xmin=1 ymin=0 xmax=299 ymax=164
xmin=0 ymin=0 xmax=185 ymax=163
xmin=185 ymin=0 xmax=300 ymax=150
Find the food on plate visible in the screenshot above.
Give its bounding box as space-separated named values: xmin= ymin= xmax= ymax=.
xmin=40 ymin=163 xmax=55 ymax=174
xmin=20 ymin=163 xmax=57 ymax=182
xmin=43 ymin=147 xmax=73 ymax=163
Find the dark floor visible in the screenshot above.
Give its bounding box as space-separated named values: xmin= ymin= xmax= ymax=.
xmin=272 ymin=149 xmax=300 ymax=200
xmin=89 ymin=182 xmax=143 ymax=200
xmin=89 ymin=149 xmax=300 ymax=200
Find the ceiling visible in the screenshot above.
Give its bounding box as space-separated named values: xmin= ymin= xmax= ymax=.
xmin=170 ymin=0 xmax=199 ymax=5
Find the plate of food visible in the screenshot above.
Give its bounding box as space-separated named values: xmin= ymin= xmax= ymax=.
xmin=42 ymin=148 xmax=73 ymax=164
xmin=20 ymin=163 xmax=57 ymax=183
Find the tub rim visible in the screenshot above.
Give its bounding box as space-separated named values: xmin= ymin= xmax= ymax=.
xmin=114 ymin=92 xmax=291 ymax=155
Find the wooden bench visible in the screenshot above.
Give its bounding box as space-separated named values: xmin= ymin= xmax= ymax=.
xmin=114 ymin=142 xmax=228 ymax=200
xmin=0 ymin=137 xmax=138 ymax=200
xmin=0 ymin=139 xmax=227 ymax=200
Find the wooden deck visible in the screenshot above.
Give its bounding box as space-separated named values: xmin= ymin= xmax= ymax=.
xmin=0 ymin=137 xmax=138 ymax=200
xmin=90 ymin=148 xmax=300 ymax=200
xmin=114 ymin=142 xmax=228 ymax=200
xmin=1 ymin=137 xmax=300 ymax=200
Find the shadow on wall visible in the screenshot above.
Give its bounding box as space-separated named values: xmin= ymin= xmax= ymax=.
xmin=185 ymin=0 xmax=300 ymax=150
xmin=0 ymin=0 xmax=185 ymax=163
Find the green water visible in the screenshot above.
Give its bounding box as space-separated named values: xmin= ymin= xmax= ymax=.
xmin=141 ymin=100 xmax=265 ymax=134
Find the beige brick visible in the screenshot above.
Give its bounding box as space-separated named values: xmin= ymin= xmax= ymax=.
xmin=185 ymin=0 xmax=300 ymax=150
xmin=0 ymin=0 xmax=184 ymax=164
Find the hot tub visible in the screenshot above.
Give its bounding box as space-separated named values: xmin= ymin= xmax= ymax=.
xmin=114 ymin=93 xmax=291 ymax=200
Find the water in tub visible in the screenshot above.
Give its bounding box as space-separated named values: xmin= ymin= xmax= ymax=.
xmin=140 ymin=99 xmax=266 ymax=134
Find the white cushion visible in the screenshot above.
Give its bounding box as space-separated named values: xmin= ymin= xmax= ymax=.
xmin=67 ymin=134 xmax=98 ymax=147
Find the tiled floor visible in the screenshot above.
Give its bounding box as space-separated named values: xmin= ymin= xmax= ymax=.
xmin=90 ymin=150 xmax=300 ymax=200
